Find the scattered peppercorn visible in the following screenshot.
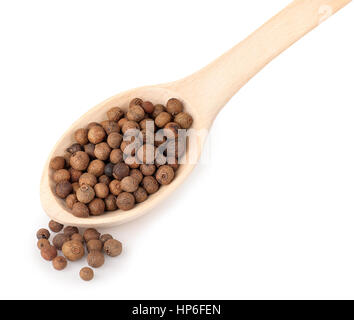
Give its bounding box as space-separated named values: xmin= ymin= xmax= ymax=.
xmin=100 ymin=234 xmax=113 ymax=244
xmin=62 ymin=240 xmax=85 ymax=261
xmin=53 ymin=233 xmax=71 ymax=250
xmin=41 ymin=245 xmax=57 ymax=261
xmin=48 ymin=220 xmax=64 ymax=233
xmin=63 ymin=226 xmax=79 ymax=237
xmin=80 ymin=267 xmax=94 ymax=281
xmin=52 ymin=256 xmax=67 ymax=271
xmin=83 ymin=228 xmax=100 ymax=243
xmin=104 ymin=239 xmax=122 ymax=257
xmin=37 ymin=228 xmax=50 ymax=240
xmin=87 ymin=250 xmax=105 ymax=268
xmin=37 ymin=238 xmax=50 ymax=250
xmin=87 ymin=239 xmax=103 ymax=252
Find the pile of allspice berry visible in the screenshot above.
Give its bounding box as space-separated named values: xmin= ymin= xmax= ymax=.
xmin=50 ymin=98 xmax=193 ymax=217
xmin=37 ymin=220 xmax=122 ymax=281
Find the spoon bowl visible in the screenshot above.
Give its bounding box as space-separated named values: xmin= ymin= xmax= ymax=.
xmin=40 ymin=0 xmax=351 ymax=227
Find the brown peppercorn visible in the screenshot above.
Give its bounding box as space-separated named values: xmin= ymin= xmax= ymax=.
xmin=122 ymin=121 xmax=139 ymax=135
xmin=66 ymin=143 xmax=83 ymax=154
xmin=94 ymin=183 xmax=109 ymax=199
xmin=118 ymin=117 xmax=128 ymax=128
xmin=164 ymin=122 xmax=181 ymax=139
xmin=62 ymin=240 xmax=85 ymax=261
xmin=52 ymin=256 xmax=67 ymax=271
xmin=152 ymin=104 xmax=165 ymax=119
xmin=113 ymin=162 xmax=130 ymax=180
xmin=156 ymin=165 xmax=175 ymax=185
xmin=84 ymin=143 xmax=96 ymax=158
xmin=87 ymin=122 xmax=101 ymax=130
xmin=88 ymin=125 xmax=106 ymax=144
xmin=75 ymin=128 xmax=89 ymax=145
xmin=53 ymin=169 xmax=71 ymax=183
xmin=70 ymin=151 xmax=90 ymax=171
xmin=87 ymin=159 xmax=105 ymax=177
xmin=88 ymin=198 xmax=105 ymax=216
xmin=120 ymin=176 xmax=139 ymax=193
xmin=87 ymin=250 xmax=105 ymax=268
xmin=110 ymin=149 xmax=124 ymax=164
xmin=139 ymin=118 xmax=155 ymax=131
xmin=134 ymin=187 xmax=148 ymax=203
xmin=104 ymin=163 xmax=114 ymax=178
xmin=129 ymin=98 xmax=143 ymax=108
xmin=72 ymin=182 xmax=80 ymax=193
xmin=116 ymin=192 xmax=135 ymax=210
xmin=105 ymin=195 xmax=117 ymax=211
xmin=107 ymin=106 xmax=124 ymax=121
xmin=136 ymin=144 xmax=156 ymax=164
xmin=79 ymin=173 xmax=97 ymax=187
xmin=99 ymin=174 xmax=111 ymax=185
xmin=83 ymin=228 xmax=101 ymax=243
xmin=100 ymin=234 xmax=113 ymax=244
xmin=55 ymin=181 xmax=73 ymax=199
xmin=76 ymin=185 xmax=95 ymax=204
xmin=140 ymin=164 xmax=156 ymax=176
xmin=63 ymin=226 xmax=79 ymax=237
xmin=174 ymin=112 xmax=193 ymax=129
xmin=87 ymin=239 xmax=103 ymax=252
xmin=53 ymin=233 xmax=71 ymax=250
xmin=104 ymin=239 xmax=122 ymax=257
xmin=71 ymin=233 xmax=84 ymax=243
xmin=142 ymin=101 xmax=155 ymax=114
xmin=41 ymin=245 xmax=57 ymax=261
xmin=130 ymin=169 xmax=143 ymax=184
xmin=72 ymin=202 xmax=90 ymax=218
xmin=94 ymin=142 xmax=111 ymax=161
xmin=107 ymin=132 xmax=123 ymax=149
xmin=166 ymin=98 xmax=183 ymax=116
xmin=69 ymin=168 xmax=82 ymax=183
xmin=127 ymin=105 xmax=145 ymax=122
xmin=101 ymin=120 xmax=120 ymax=135
xmin=109 ymin=179 xmax=122 ymax=196
xmin=37 ymin=238 xmax=50 ymax=250
xmin=142 ymin=176 xmax=159 ymax=194
xmin=125 ymin=156 xmax=140 ymax=169
xmin=36 ymin=228 xmax=50 ymax=240
xmin=80 ymin=267 xmax=94 ymax=281
xmin=48 ymin=220 xmax=64 ymax=233
xmin=155 ymin=112 xmax=172 ymax=128
xmin=50 ymin=156 xmax=66 ymax=170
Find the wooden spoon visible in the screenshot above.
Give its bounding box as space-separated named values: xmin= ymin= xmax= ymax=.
xmin=40 ymin=0 xmax=351 ymax=227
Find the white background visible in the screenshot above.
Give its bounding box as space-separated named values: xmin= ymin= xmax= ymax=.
xmin=0 ymin=0 xmax=353 ymax=300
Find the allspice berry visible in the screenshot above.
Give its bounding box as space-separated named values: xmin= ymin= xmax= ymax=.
xmin=107 ymin=107 xmax=124 ymax=121
xmin=62 ymin=240 xmax=85 ymax=261
xmin=129 ymin=98 xmax=143 ymax=108
xmin=72 ymin=202 xmax=90 ymax=218
xmin=94 ymin=142 xmax=111 ymax=160
xmin=83 ymin=228 xmax=100 ymax=243
xmin=104 ymin=163 xmax=114 ymax=178
xmin=50 ymin=156 xmax=66 ymax=170
xmin=79 ymin=172 xmax=97 ymax=187
xmin=142 ymin=176 xmax=159 ymax=194
xmin=104 ymin=239 xmax=122 ymax=257
xmin=36 ymin=228 xmax=50 ymax=240
xmin=88 ymin=125 xmax=106 ymax=144
xmin=140 ymin=164 xmax=156 ymax=176
xmin=105 ymin=195 xmax=117 ymax=211
xmin=48 ymin=220 xmax=63 ymax=233
xmin=72 ymin=182 xmax=80 ymax=193
xmin=122 ymin=121 xmax=139 ymax=135
xmin=155 ymin=112 xmax=172 ymax=128
xmin=110 ymin=149 xmax=124 ymax=164
xmin=100 ymin=234 xmax=113 ymax=244
xmin=166 ymin=98 xmax=183 ymax=116
xmin=94 ymin=183 xmax=109 ymax=199
xmin=127 ymin=105 xmax=145 ymax=122
xmin=53 ymin=233 xmax=71 ymax=250
xmin=101 ymin=120 xmax=119 ymax=135
xmin=156 ymin=165 xmax=175 ymax=185
xmin=71 ymin=233 xmax=84 ymax=243
xmin=63 ymin=226 xmax=79 ymax=237
xmin=142 ymin=101 xmax=155 ymax=114
xmin=37 ymin=239 xmax=50 ymax=250
xmin=69 ymin=168 xmax=82 ymax=182
xmin=52 ymin=256 xmax=67 ymax=271
xmin=109 ymin=179 xmax=122 ymax=196
xmin=70 ymin=151 xmax=90 ymax=171
xmin=134 ymin=187 xmax=148 ymax=203
xmin=116 ymin=192 xmax=135 ymax=210
xmin=55 ymin=181 xmax=73 ymax=199
xmin=75 ymin=128 xmax=89 ymax=145
xmin=88 ymin=198 xmax=105 ymax=216
xmin=87 ymin=239 xmax=103 ymax=252
xmin=41 ymin=245 xmax=57 ymax=261
xmin=120 ymin=176 xmax=139 ymax=193
xmin=66 ymin=143 xmax=82 ymax=154
xmin=118 ymin=117 xmax=128 ymax=128
xmin=53 ymin=169 xmax=71 ymax=183
xmin=80 ymin=267 xmax=94 ymax=281
xmin=87 ymin=250 xmax=105 ymax=268
xmin=76 ymin=185 xmax=95 ymax=204
xmin=113 ymin=163 xmax=130 ymax=180
xmin=130 ymin=169 xmax=143 ymax=184
xmin=66 ymin=194 xmax=78 ymax=209
xmin=107 ymin=132 xmax=123 ymax=149
xmin=99 ymin=174 xmax=111 ymax=185
xmin=152 ymin=104 xmax=165 ymax=119
xmin=84 ymin=143 xmax=96 ymax=158
xmin=87 ymin=159 xmax=105 ymax=177
xmin=174 ymin=112 xmax=193 ymax=129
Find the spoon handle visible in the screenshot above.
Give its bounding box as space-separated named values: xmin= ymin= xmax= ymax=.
xmin=169 ymin=0 xmax=351 ymax=126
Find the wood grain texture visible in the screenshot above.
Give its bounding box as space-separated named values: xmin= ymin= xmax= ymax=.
xmin=40 ymin=0 xmax=351 ymax=228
